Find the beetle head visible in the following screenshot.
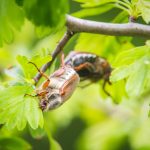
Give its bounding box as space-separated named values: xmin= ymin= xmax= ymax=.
xmin=40 ymin=89 xmax=62 ymax=111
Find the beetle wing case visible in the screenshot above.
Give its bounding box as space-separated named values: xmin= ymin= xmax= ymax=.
xmin=50 ymin=65 xmax=80 ymax=101
xmin=37 ymin=65 xmax=79 ymax=111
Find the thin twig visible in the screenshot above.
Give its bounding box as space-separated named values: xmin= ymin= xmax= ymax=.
xmin=66 ymin=15 xmax=150 ymax=38
xmin=34 ymin=30 xmax=74 ymax=84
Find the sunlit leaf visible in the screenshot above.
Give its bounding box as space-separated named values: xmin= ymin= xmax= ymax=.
xmin=113 ymin=45 xmax=150 ymax=67
xmin=75 ymin=33 xmax=133 ymax=58
xmin=29 ymin=126 xmax=46 ymax=139
xmin=17 ymin=55 xmax=52 ymax=79
xmin=112 ymin=11 xmax=129 ymax=23
xmin=16 ymin=0 xmax=69 ymax=31
xmin=126 ymin=57 xmax=149 ymax=97
xmin=0 ymin=84 xmax=44 ymax=130
xmin=74 ymin=0 xmax=116 ymax=7
xmin=110 ymin=65 xmax=134 ymax=82
xmin=137 ymin=0 xmax=150 ymax=23
xmin=111 ymin=53 xmax=150 ymax=97
xmin=75 ymin=33 xmax=106 ymax=55
xmin=0 ymin=136 xmax=31 ymax=150
xmin=0 ymin=0 xmax=24 ymax=46
xmin=72 ymin=4 xmax=113 ymax=18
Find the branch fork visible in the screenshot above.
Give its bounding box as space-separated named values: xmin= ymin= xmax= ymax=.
xmin=34 ymin=15 xmax=150 ymax=84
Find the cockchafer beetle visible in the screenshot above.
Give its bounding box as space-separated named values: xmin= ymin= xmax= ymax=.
xmin=29 ymin=54 xmax=80 ymax=111
xmin=65 ymin=51 xmax=112 ymax=96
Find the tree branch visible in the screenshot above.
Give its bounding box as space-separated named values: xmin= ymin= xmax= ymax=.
xmin=66 ymin=15 xmax=150 ymax=38
xmin=34 ymin=15 xmax=150 ymax=84
xmin=34 ymin=30 xmax=74 ymax=84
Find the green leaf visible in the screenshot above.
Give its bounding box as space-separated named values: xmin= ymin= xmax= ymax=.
xmin=16 ymin=0 xmax=69 ymax=30
xmin=0 ymin=136 xmax=31 ymax=150
xmin=74 ymin=0 xmax=116 ymax=8
xmin=72 ymin=4 xmax=113 ymax=18
xmin=111 ymin=54 xmax=150 ymax=97
xmin=137 ymin=0 xmax=150 ymax=23
xmin=112 ymin=11 xmax=129 ymax=23
xmin=117 ymin=0 xmax=150 ymax=23
xmin=75 ymin=33 xmax=133 ymax=57
xmin=125 ymin=57 xmax=149 ymax=97
xmin=75 ymin=33 xmax=106 ymax=55
xmin=113 ymin=46 xmax=150 ymax=67
xmin=111 ymin=44 xmax=150 ymax=97
xmin=25 ymin=97 xmax=43 ymax=129
xmin=29 ymin=126 xmax=46 ymax=139
xmin=0 ymin=84 xmax=44 ymax=130
xmin=35 ymin=26 xmax=52 ymax=38
xmin=0 ymin=0 xmax=24 ymax=46
xmin=17 ymin=55 xmax=52 ymax=79
xmin=110 ymin=65 xmax=134 ymax=82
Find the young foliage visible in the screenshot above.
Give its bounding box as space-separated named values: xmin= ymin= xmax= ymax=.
xmin=0 ymin=0 xmax=69 ymax=46
xmin=110 ymin=45 xmax=150 ymax=97
xmin=17 ymin=55 xmax=52 ymax=79
xmin=72 ymin=4 xmax=113 ymax=18
xmin=16 ymin=0 xmax=69 ymax=35
xmin=116 ymin=0 xmax=150 ymax=23
xmin=74 ymin=0 xmax=116 ymax=8
xmin=0 ymin=84 xmax=43 ymax=130
xmin=137 ymin=0 xmax=150 ymax=23
xmin=0 ymin=55 xmax=52 ymax=130
xmin=72 ymin=0 xmax=115 ymax=18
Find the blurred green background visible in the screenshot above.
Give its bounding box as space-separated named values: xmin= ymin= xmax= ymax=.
xmin=0 ymin=0 xmax=150 ymax=150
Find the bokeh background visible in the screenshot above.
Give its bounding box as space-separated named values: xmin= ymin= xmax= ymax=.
xmin=0 ymin=0 xmax=150 ymax=150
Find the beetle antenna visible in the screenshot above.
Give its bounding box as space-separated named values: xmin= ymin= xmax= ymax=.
xmin=28 ymin=62 xmax=50 ymax=81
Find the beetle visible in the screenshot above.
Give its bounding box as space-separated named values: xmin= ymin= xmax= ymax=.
xmin=65 ymin=51 xmax=112 ymax=96
xmin=29 ymin=54 xmax=80 ymax=111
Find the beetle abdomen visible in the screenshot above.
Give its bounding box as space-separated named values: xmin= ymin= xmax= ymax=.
xmin=65 ymin=51 xmax=112 ymax=82
xmin=65 ymin=52 xmax=97 ymax=67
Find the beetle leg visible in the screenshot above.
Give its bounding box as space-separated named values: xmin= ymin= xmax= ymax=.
xmin=74 ymin=62 xmax=94 ymax=72
xmin=28 ymin=61 xmax=50 ymax=81
xmin=60 ymin=53 xmax=65 ymax=68
xmin=37 ymin=91 xmax=48 ymax=97
xmin=42 ymin=80 xmax=50 ymax=89
xmin=102 ymin=80 xmax=111 ymax=97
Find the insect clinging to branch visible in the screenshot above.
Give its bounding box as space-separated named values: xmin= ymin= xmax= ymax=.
xmin=29 ymin=54 xmax=80 ymax=111
xmin=65 ymin=51 xmax=112 ymax=96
